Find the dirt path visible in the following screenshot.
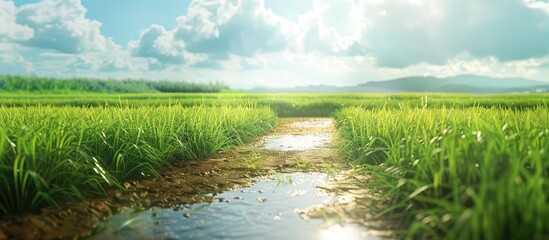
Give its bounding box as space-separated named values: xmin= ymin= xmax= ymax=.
xmin=0 ymin=118 xmax=396 ymax=239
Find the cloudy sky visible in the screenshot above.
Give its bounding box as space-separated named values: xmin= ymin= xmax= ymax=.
xmin=1 ymin=0 xmax=549 ymax=88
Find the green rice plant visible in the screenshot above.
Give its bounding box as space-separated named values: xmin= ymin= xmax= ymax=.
xmin=242 ymin=152 xmax=267 ymax=170
xmin=335 ymin=107 xmax=549 ymax=239
xmin=1 ymin=92 xmax=547 ymax=117
xmin=0 ymin=122 xmax=93 ymax=212
xmin=0 ymin=105 xmax=276 ymax=214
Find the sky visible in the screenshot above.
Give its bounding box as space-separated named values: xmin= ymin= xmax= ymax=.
xmin=1 ymin=0 xmax=549 ymax=89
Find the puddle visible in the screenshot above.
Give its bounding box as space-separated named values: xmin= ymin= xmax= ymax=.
xmin=261 ymin=134 xmax=331 ymax=151
xmin=292 ymin=120 xmax=332 ymax=128
xmin=89 ymin=173 xmax=374 ymax=240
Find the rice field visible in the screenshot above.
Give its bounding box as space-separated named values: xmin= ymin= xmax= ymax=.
xmin=1 ymin=92 xmax=548 ymax=239
xmin=0 ymin=105 xmax=275 ymax=214
xmin=334 ymin=107 xmax=549 ymax=239
xmin=0 ymin=92 xmax=547 ymax=117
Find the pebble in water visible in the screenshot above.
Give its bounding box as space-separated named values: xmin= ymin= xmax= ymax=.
xmin=183 ymin=213 xmax=191 ymax=219
xmin=217 ymin=198 xmax=229 ymax=203
xmin=172 ymin=206 xmax=182 ymax=211
xmin=274 ymin=212 xmax=282 ymax=221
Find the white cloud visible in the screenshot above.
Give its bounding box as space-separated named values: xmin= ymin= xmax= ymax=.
xmin=2 ymin=0 xmax=549 ymax=88
xmin=128 ymin=24 xmax=207 ymax=67
xmin=176 ymin=0 xmax=295 ymax=58
xmin=0 ymin=53 xmax=33 ymax=73
xmin=129 ymin=0 xmax=371 ymax=69
xmin=524 ymin=0 xmax=549 ymax=13
xmin=99 ymin=54 xmax=134 ymax=72
xmin=373 ymin=54 xmax=549 ymax=81
xmin=130 ymin=0 xmax=297 ymax=68
xmin=68 ymin=52 xmax=135 ymax=72
xmin=128 ymin=24 xmax=183 ymax=64
xmin=0 ymin=43 xmax=33 ymax=74
xmin=0 ymin=1 xmax=33 ymax=40
xmin=360 ymin=0 xmax=549 ymax=67
xmin=68 ymin=54 xmax=98 ymax=70
xmin=294 ymin=0 xmax=367 ymax=55
xmin=15 ymin=0 xmax=117 ymax=53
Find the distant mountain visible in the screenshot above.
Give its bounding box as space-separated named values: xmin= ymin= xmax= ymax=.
xmin=446 ymin=75 xmax=544 ymax=88
xmin=360 ymin=75 xmax=547 ymax=93
xmin=249 ymin=75 xmax=549 ymax=93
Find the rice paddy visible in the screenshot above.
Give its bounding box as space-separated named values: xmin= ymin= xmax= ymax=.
xmin=335 ymin=107 xmax=549 ymax=239
xmin=0 ymin=105 xmax=275 ymax=214
xmin=0 ymin=92 xmax=547 ymax=117
xmin=0 ymin=91 xmax=548 ymax=239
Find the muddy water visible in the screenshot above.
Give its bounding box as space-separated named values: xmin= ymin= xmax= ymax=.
xmin=261 ymin=120 xmax=332 ymax=151
xmin=87 ymin=120 xmax=376 ymax=240
xmin=260 ymin=134 xmax=331 ymax=151
xmin=89 ymin=173 xmax=372 ymax=240
xmin=292 ymin=120 xmax=333 ymax=128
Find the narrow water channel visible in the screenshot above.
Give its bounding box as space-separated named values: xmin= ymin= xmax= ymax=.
xmin=88 ymin=120 xmax=376 ymax=239
xmin=89 ymin=173 xmax=370 ymax=240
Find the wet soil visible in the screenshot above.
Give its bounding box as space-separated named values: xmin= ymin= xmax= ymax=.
xmin=0 ymin=118 xmax=398 ymax=239
xmin=89 ymin=172 xmax=370 ymax=240
xmin=308 ymin=171 xmax=405 ymax=238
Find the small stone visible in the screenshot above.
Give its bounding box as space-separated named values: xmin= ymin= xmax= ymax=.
xmin=257 ymin=197 xmax=267 ymax=203
xmin=216 ymin=197 xmax=231 ymax=203
xmin=274 ymin=212 xmax=282 ymax=221
xmin=234 ymin=196 xmax=244 ymax=200
xmin=183 ymin=213 xmax=191 ymax=218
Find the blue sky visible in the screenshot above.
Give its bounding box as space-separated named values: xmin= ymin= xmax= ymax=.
xmin=1 ymin=0 xmax=549 ymax=88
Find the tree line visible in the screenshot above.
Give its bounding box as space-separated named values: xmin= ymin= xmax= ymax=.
xmin=0 ymin=75 xmax=228 ymax=93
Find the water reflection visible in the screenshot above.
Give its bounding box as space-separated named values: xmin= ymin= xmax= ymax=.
xmin=319 ymin=224 xmax=370 ymax=240
xmin=89 ymin=173 xmax=374 ymax=240
xmin=260 ymin=134 xmax=331 ymax=151
xmin=292 ymin=120 xmax=333 ymax=128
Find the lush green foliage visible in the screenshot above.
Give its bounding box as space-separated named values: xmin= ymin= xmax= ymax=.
xmin=0 ymin=106 xmax=275 ymax=214
xmin=0 ymin=92 xmax=547 ymax=117
xmin=335 ymin=107 xmax=549 ymax=239
xmin=0 ymin=75 xmax=226 ymax=93
xmin=2 ymin=91 xmax=548 ymax=238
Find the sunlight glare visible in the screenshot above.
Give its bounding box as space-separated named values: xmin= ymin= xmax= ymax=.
xmin=319 ymin=224 xmax=364 ymax=240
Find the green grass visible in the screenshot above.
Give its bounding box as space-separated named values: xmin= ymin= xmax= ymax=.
xmin=0 ymin=105 xmax=275 ymax=214
xmin=0 ymin=92 xmax=547 ymax=117
xmin=243 ymin=152 xmax=266 ymax=170
xmin=2 ymin=90 xmax=548 ymax=239
xmin=334 ymin=107 xmax=549 ymax=239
